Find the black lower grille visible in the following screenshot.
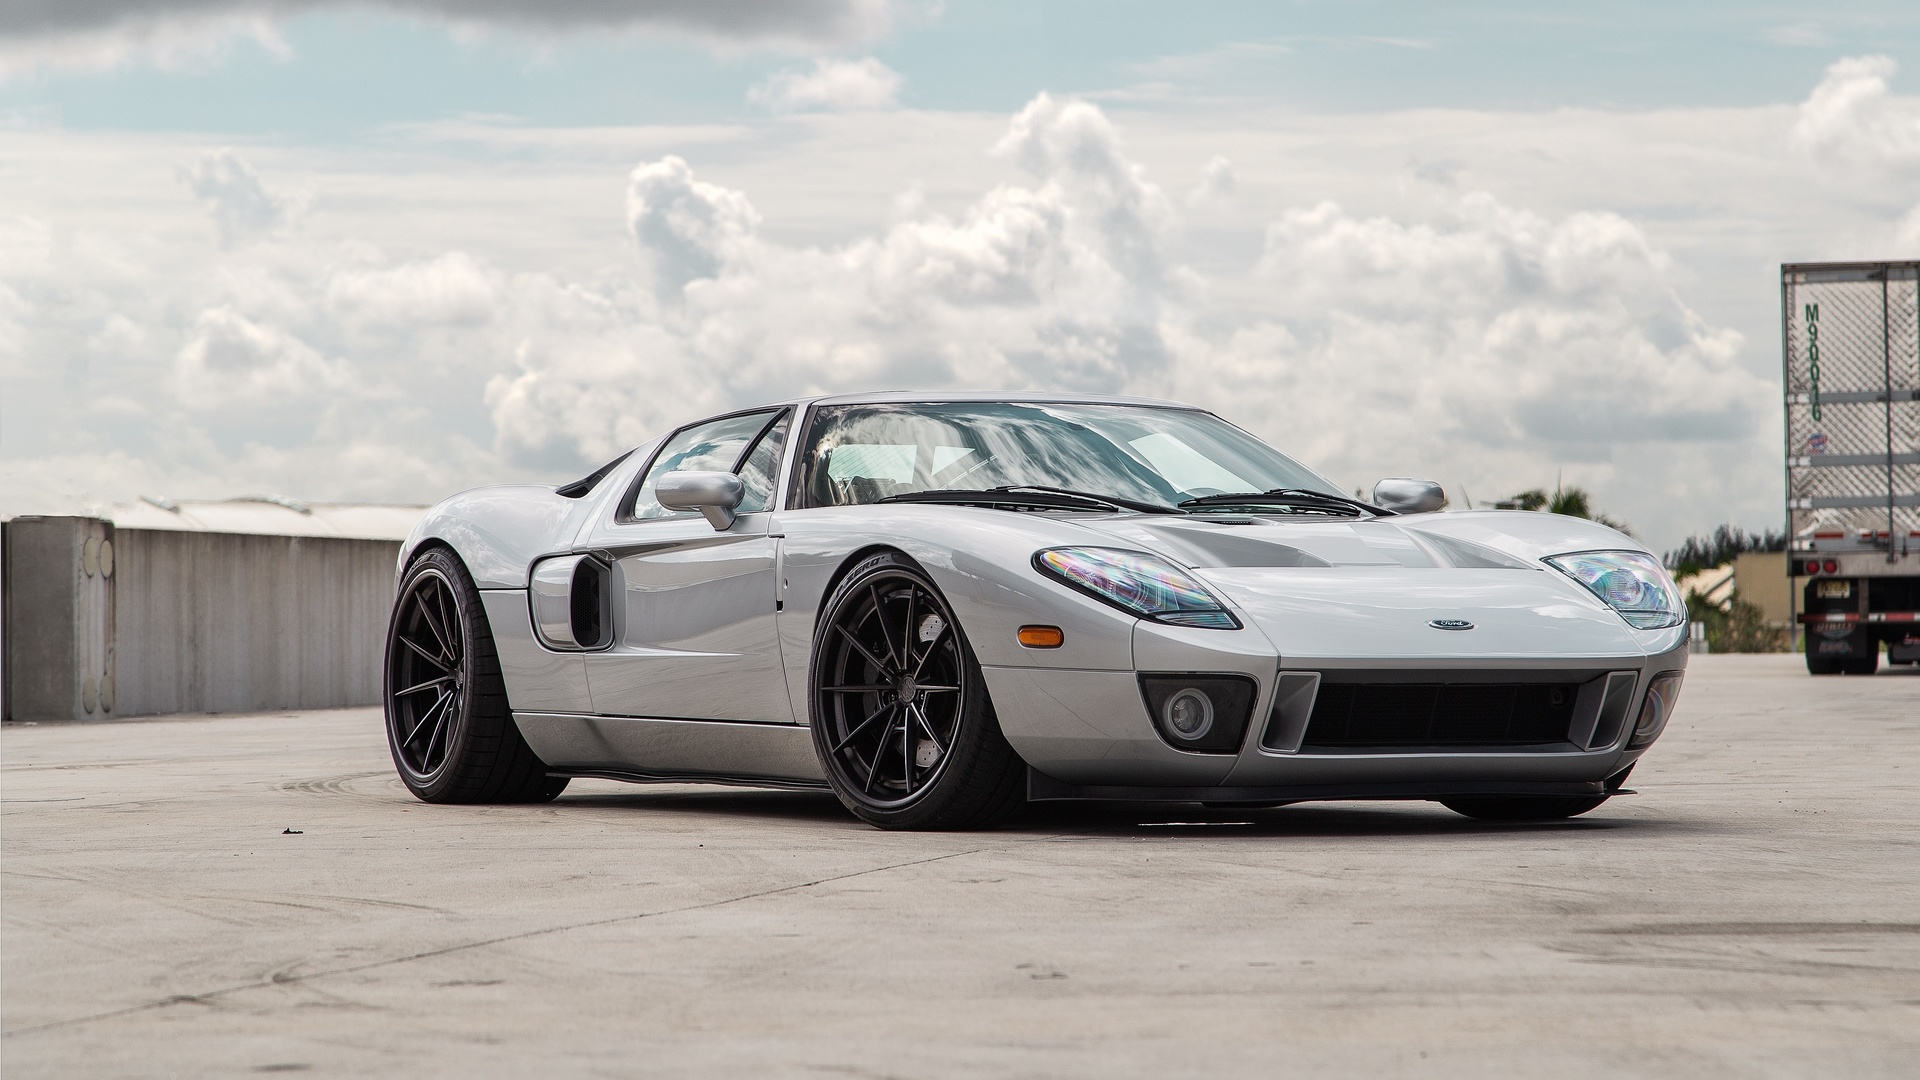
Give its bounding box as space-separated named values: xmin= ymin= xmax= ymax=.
xmin=1301 ymin=681 xmax=1579 ymax=752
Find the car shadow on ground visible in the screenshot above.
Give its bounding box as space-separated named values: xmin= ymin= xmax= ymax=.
xmin=550 ymin=785 xmax=1683 ymax=838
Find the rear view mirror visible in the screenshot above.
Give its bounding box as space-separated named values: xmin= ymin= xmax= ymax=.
xmin=658 ymin=470 xmax=746 ymax=530
xmin=1372 ymin=478 xmax=1446 ymax=514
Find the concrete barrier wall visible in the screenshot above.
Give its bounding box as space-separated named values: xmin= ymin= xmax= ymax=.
xmin=3 ymin=517 xmax=401 ymax=721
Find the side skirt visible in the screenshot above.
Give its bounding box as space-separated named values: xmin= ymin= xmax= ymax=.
xmin=513 ymin=711 xmax=828 ymax=787
xmin=554 ymin=767 xmax=829 ymax=791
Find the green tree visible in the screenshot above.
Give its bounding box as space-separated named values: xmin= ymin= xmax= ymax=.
xmin=1686 ymin=590 xmax=1783 ymax=653
xmin=1496 ymin=481 xmax=1630 ymax=533
xmin=1663 ymin=524 xmax=1787 ymax=579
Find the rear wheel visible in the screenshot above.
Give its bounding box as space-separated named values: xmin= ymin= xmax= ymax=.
xmin=1439 ymin=795 xmax=1608 ymax=821
xmin=1841 ymin=651 xmax=1880 ymax=675
xmin=1810 ymin=626 xmax=1875 ymax=674
xmin=385 ymin=547 xmax=568 ymax=804
xmin=809 ymin=552 xmax=1026 ymax=830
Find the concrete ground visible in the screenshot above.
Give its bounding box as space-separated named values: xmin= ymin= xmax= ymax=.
xmin=2 ymin=655 xmax=1915 ymax=1079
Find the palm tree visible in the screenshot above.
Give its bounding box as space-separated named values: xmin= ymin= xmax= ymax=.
xmin=1496 ymin=478 xmax=1629 ymax=533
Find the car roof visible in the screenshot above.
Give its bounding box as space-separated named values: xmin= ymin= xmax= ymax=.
xmin=756 ymin=389 xmax=1203 ymax=411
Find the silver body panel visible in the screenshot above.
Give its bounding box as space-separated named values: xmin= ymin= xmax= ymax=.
xmin=481 ymin=589 xmax=592 ymax=714
xmin=399 ymin=392 xmax=1688 ymax=798
xmin=577 ymin=512 xmax=791 ymax=723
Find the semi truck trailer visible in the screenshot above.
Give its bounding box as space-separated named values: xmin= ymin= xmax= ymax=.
xmin=1782 ymin=260 xmax=1919 ymax=674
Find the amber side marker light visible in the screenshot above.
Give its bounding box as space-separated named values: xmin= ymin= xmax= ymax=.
xmin=1018 ymin=625 xmax=1065 ymax=648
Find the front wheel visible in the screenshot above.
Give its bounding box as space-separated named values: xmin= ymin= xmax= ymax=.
xmin=1439 ymin=795 xmax=1608 ymax=821
xmin=809 ymin=552 xmax=1026 ymax=830
xmin=385 ymin=547 xmax=568 ymax=804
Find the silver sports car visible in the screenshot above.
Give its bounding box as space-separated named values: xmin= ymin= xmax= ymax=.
xmin=384 ymin=392 xmax=1687 ymax=829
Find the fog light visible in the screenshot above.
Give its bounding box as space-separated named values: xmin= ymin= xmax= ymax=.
xmin=1164 ymin=688 xmax=1215 ymax=740
xmin=1628 ymin=672 xmax=1683 ymax=748
xmin=1138 ymin=674 xmax=1257 ymax=754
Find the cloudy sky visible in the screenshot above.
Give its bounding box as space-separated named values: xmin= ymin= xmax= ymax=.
xmin=3 ymin=1 xmax=1918 ymax=552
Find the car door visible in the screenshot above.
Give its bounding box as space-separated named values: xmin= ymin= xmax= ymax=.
xmin=578 ymin=409 xmax=795 ymax=722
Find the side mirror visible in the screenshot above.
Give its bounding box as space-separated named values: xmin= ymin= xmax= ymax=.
xmin=657 ymin=470 xmax=746 ymax=530
xmin=1372 ymin=478 xmax=1446 ymax=515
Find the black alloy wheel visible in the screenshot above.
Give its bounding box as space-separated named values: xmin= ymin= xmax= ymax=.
xmin=384 ymin=547 xmax=568 ymax=804
xmin=809 ymin=552 xmax=1026 ymax=830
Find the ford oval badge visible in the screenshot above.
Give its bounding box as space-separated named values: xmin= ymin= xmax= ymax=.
xmin=1429 ymin=618 xmax=1475 ymax=631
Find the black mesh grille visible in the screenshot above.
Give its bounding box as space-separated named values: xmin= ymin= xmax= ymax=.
xmin=1302 ymin=682 xmax=1580 ymax=752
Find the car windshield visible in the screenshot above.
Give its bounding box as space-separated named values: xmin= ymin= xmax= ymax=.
xmin=794 ymin=402 xmax=1338 ymax=509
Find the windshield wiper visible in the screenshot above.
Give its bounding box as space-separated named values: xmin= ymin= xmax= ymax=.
xmin=999 ymin=485 xmax=1183 ymax=514
xmin=1178 ymin=487 xmax=1392 ymax=517
xmin=879 ymin=485 xmax=1182 ymax=514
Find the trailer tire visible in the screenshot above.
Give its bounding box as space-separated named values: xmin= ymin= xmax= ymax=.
xmin=1806 ymin=655 xmax=1843 ymax=675
xmin=1841 ymin=653 xmax=1879 ymax=676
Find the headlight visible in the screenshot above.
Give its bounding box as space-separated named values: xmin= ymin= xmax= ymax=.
xmin=1034 ymin=547 xmax=1240 ymax=629
xmin=1544 ymin=550 xmax=1685 ymax=630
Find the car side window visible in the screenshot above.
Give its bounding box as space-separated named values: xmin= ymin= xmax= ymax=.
xmin=734 ymin=412 xmax=790 ymax=514
xmin=627 ymin=411 xmax=778 ymax=521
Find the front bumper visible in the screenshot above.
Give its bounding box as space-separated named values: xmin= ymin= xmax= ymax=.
xmin=1023 ymin=771 xmax=1636 ymax=804
xmin=983 ymin=621 xmax=1687 ymax=796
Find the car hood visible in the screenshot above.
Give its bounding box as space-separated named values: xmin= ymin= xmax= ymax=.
xmin=1069 ymin=512 xmax=1653 ymax=660
xmin=1195 ymin=566 xmax=1640 ymax=660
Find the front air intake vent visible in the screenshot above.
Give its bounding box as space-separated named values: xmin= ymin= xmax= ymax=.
xmin=1301 ymin=680 xmax=1581 ymax=753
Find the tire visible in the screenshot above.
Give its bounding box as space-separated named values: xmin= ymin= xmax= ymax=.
xmin=809 ymin=552 xmax=1026 ymax=830
xmin=1806 ymin=654 xmax=1843 ymax=675
xmin=1439 ymin=795 xmax=1608 ymax=821
xmin=1841 ymin=651 xmax=1880 ymax=676
xmin=385 ymin=547 xmax=569 ymax=804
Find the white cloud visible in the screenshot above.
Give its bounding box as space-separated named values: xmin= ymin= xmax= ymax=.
xmin=1187 ymin=155 xmax=1236 ymax=206
xmin=179 ymin=150 xmax=298 ymax=247
xmin=0 ymin=0 xmax=897 ymax=79
xmin=0 ymin=12 xmax=287 ymax=81
xmin=1792 ymin=54 xmax=1920 ymax=164
xmin=626 ymin=155 xmax=762 ymax=295
xmin=749 ymin=56 xmax=902 ymax=112
xmin=328 ymin=252 xmax=499 ymax=328
xmin=1203 ymin=195 xmax=1767 ymax=487
xmin=0 ymin=280 xmax=27 ymax=366
xmin=1131 ymin=40 xmax=1292 ymax=81
xmin=173 ymin=306 xmax=343 ymax=407
xmin=1898 ymin=204 xmax=1920 ymax=251
xmin=1764 ymin=23 xmax=1834 ymax=48
xmin=13 ymin=58 xmax=1914 ymax=549
xmin=489 ymin=93 xmax=1181 ymax=461
xmin=489 ymin=92 xmax=1767 ymax=526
